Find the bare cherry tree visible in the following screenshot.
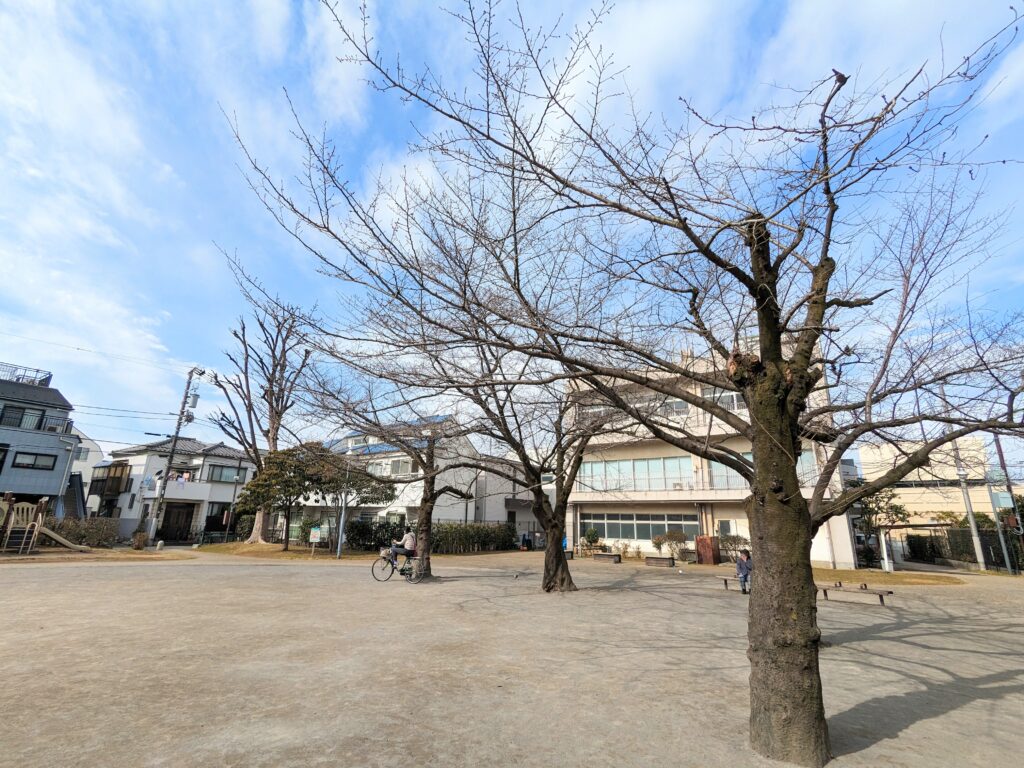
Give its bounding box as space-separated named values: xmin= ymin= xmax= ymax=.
xmin=236 ymin=3 xmax=1024 ymax=765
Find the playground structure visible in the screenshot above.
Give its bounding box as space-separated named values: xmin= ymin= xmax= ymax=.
xmin=0 ymin=493 xmax=90 ymax=554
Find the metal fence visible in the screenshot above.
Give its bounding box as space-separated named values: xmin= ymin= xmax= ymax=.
xmin=905 ymin=528 xmax=1023 ymax=572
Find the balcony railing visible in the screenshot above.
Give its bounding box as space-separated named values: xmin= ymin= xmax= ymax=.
xmin=0 ymin=362 xmax=52 ymax=387
xmin=0 ymin=413 xmax=74 ymax=433
xmin=574 ymin=471 xmax=819 ymax=494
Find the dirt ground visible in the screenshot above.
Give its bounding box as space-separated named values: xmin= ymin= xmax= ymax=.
xmin=1 ymin=551 xmax=1021 ymax=767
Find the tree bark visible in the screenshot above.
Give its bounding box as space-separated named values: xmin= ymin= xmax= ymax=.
xmin=415 ymin=500 xmax=434 ymax=577
xmin=746 ymin=380 xmax=832 ymax=767
xmin=281 ymin=506 xmax=292 ymax=551
xmin=245 ymin=509 xmax=269 ymax=544
xmin=538 ymin=497 xmax=576 ymax=592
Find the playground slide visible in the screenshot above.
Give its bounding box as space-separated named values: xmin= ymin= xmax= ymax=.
xmin=38 ymin=527 xmax=91 ymax=552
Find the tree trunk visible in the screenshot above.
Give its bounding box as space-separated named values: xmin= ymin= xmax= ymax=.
xmin=746 ymin=423 xmax=831 ymax=765
xmin=539 ymin=497 xmax=576 ymax=592
xmin=281 ymin=507 xmax=292 ymax=551
xmin=415 ymin=498 xmax=435 ymax=578
xmin=245 ymin=510 xmax=269 ymax=544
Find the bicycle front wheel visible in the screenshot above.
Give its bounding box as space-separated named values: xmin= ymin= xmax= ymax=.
xmin=405 ymin=557 xmax=427 ymax=584
xmin=372 ymin=556 xmax=395 ymax=582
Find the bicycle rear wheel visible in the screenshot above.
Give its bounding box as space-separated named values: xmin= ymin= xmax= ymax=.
xmin=371 ymin=556 xmax=396 ymax=581
xmin=405 ymin=557 xmax=427 ymax=584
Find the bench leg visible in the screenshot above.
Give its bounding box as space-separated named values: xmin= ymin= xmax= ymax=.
xmin=822 ymin=589 xmax=829 ymax=601
xmin=723 ymin=579 xmax=729 ymax=590
xmin=878 ymin=594 xmax=885 ymax=606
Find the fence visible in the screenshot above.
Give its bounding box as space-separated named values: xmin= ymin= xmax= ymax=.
xmin=905 ymin=528 xmax=1023 ymax=572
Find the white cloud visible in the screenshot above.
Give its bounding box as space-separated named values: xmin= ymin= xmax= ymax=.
xmin=249 ymin=0 xmax=292 ymax=63
xmin=303 ymin=0 xmax=369 ymax=128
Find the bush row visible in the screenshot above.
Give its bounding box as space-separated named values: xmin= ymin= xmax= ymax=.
xmin=430 ymin=522 xmax=517 ymax=554
xmin=40 ymin=516 xmax=119 ymax=548
xmin=342 ymin=518 xmax=518 ymax=553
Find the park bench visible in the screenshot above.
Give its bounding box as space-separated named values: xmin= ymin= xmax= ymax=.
xmin=645 ymin=556 xmax=675 ymax=567
xmin=594 ymin=552 xmax=621 ymax=563
xmin=721 ymin=576 xmax=749 ymax=591
xmin=819 ymin=581 xmax=893 ymax=606
xmin=563 ymin=550 xmax=574 ymax=560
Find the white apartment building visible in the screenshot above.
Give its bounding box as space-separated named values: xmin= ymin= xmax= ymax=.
xmin=70 ymin=428 xmax=103 ymax=514
xmin=296 ymin=427 xmax=532 ymax=535
xmin=88 ymin=436 xmax=255 ymax=541
xmin=566 ymin=383 xmax=858 ymax=569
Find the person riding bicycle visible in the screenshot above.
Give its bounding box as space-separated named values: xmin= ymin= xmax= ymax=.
xmin=390 ymin=527 xmax=416 ymax=568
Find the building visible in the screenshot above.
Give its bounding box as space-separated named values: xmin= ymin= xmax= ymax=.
xmin=565 ymin=379 xmax=857 ymax=569
xmin=858 ymin=438 xmax=1011 ymax=524
xmin=297 ymin=426 xmax=529 ymax=540
xmin=0 ymin=362 xmax=79 ymax=510
xmin=70 ymin=428 xmax=103 ymax=514
xmin=88 ymin=437 xmax=255 ymax=541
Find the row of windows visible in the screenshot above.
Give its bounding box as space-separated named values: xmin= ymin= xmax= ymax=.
xmin=580 ymin=513 xmax=701 ymax=541
xmin=576 ymin=450 xmax=820 ymax=492
xmin=577 ymin=457 xmax=694 ymax=491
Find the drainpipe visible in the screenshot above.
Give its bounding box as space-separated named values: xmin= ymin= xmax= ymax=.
xmin=55 ymin=436 xmax=77 ymax=519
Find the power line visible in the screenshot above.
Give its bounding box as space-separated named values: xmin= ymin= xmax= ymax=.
xmin=0 ymin=331 xmax=192 ymax=375
xmin=71 ymin=403 xmax=177 ymax=416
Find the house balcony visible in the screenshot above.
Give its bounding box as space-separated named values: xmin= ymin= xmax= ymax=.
xmin=0 ymin=412 xmax=74 ymax=434
xmin=142 ymin=478 xmax=243 ymax=504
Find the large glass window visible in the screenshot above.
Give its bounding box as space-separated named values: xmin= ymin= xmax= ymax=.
xmin=577 ymin=456 xmax=694 ymax=492
xmin=796 ymin=449 xmax=818 ymax=485
xmin=581 ymin=512 xmax=699 ymax=541
xmin=0 ymin=406 xmax=44 ymax=430
xmin=709 ymin=452 xmax=752 ymax=490
xmin=208 ymin=465 xmax=247 ymax=483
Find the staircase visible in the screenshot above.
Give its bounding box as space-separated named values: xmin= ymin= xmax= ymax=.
xmin=1 ymin=498 xmax=44 ymax=554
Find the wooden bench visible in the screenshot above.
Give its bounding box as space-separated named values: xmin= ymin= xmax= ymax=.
xmin=819 ymin=581 xmax=893 ymax=606
xmin=645 ymin=556 xmax=675 ymax=568
xmin=721 ymin=576 xmax=749 ymax=591
xmin=594 ymin=552 xmax=621 ymax=563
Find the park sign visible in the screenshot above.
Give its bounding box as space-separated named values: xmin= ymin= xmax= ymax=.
xmin=309 ymin=527 xmax=321 ymax=543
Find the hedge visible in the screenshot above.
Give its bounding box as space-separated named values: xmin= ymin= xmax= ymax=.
xmin=343 ymin=519 xmax=518 ymax=553
xmin=40 ymin=516 xmax=119 ymax=548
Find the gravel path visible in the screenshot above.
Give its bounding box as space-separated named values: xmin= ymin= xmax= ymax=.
xmin=1 ymin=551 xmax=1021 ymax=767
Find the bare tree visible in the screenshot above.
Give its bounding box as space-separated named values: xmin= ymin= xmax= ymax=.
xmin=303 ymin=370 xmax=476 ymax=577
xmin=210 ymin=293 xmax=312 ymax=544
xmin=236 ymin=4 xmax=1024 ymax=765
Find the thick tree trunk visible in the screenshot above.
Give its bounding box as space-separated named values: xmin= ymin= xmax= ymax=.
xmin=415 ymin=498 xmax=435 ymax=578
xmin=539 ymin=498 xmax=576 ymax=592
xmin=281 ymin=507 xmax=292 ymax=551
xmin=245 ymin=510 xmax=269 ymax=544
xmin=746 ymin=403 xmax=831 ymax=766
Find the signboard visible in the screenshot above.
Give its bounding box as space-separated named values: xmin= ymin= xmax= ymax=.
xmin=309 ymin=527 xmax=322 ymax=543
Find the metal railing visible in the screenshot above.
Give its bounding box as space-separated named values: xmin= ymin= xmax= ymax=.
xmin=0 ymin=412 xmax=74 ymax=433
xmin=0 ymin=362 xmax=52 ymax=387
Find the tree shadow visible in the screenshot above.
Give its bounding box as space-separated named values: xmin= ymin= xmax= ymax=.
xmin=829 ymin=668 xmax=1024 ymax=756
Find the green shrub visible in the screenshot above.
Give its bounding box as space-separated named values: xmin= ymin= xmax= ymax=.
xmin=430 ymin=522 xmax=517 ymax=554
xmin=235 ymin=515 xmax=255 ymax=539
xmin=584 ymin=527 xmax=600 ymax=545
xmin=41 ymin=516 xmax=119 ymax=548
xmin=345 ymin=519 xmax=405 ymax=550
xmin=719 ymin=533 xmax=750 ymax=562
xmin=651 ymin=534 xmax=666 ymax=554
xmin=664 ymin=530 xmax=687 ymax=558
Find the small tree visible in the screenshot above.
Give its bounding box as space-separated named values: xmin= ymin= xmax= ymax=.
xmin=234 ymin=442 xmax=392 ymax=550
xmin=851 ymin=484 xmax=910 ymax=536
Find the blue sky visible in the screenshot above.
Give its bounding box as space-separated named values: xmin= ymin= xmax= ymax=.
xmin=2 ymin=0 xmax=1023 ymax=460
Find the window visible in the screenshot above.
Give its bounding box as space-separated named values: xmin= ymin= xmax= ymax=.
xmin=12 ymin=452 xmax=57 ymax=470
xmin=576 ymin=456 xmax=693 ymax=492
xmin=128 ymin=493 xmax=136 ymax=509
xmin=390 ymin=458 xmax=412 ymax=476
xmin=710 ymin=452 xmax=752 ymax=490
xmin=580 ymin=512 xmax=700 ymax=541
xmin=797 ymin=449 xmax=818 ymax=486
xmin=74 ymin=446 xmax=89 ymax=462
xmin=0 ymin=444 xmax=7 ymax=474
xmin=0 ymin=406 xmax=44 ymax=430
xmin=701 ymin=386 xmax=745 ymax=412
xmin=656 ymin=398 xmax=689 ymax=418
xmin=208 ymin=465 xmax=247 ymax=483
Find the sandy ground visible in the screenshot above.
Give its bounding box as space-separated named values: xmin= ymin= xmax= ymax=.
xmin=1 ymin=551 xmax=1021 ymax=768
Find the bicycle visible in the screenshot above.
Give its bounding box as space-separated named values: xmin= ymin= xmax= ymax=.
xmin=371 ymin=548 xmax=427 ymax=584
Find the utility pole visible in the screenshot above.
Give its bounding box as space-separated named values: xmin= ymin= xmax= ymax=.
xmin=950 ymin=437 xmax=988 ymax=571
xmin=336 ymin=454 xmax=351 ymax=559
xmin=143 ymin=366 xmax=204 ymax=543
xmin=939 ymin=383 xmax=987 ymax=570
xmin=991 ymin=434 xmax=1020 ymax=574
